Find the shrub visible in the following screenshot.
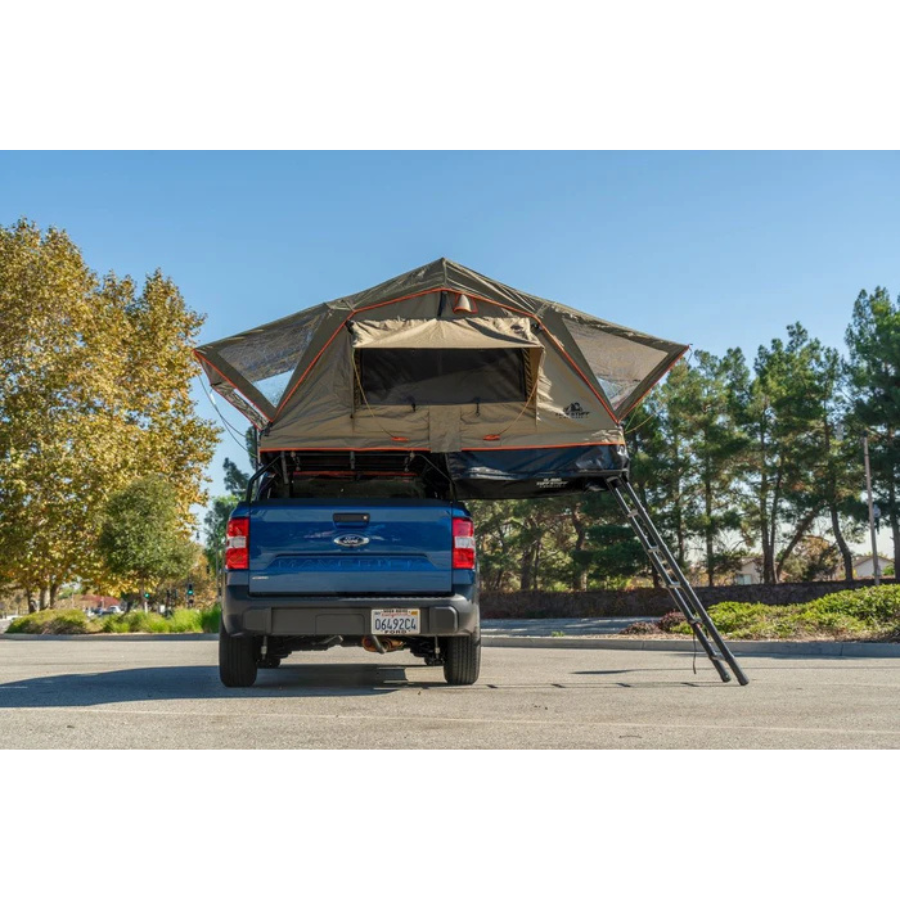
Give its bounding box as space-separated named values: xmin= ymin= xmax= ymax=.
xmin=99 ymin=613 xmax=132 ymax=633
xmin=694 ymin=587 xmax=900 ymax=640
xmin=168 ymin=609 xmax=203 ymax=633
xmin=619 ymin=621 xmax=661 ymax=635
xmin=703 ymin=602 xmax=797 ymax=639
xmin=792 ymin=608 xmax=867 ymax=638
xmin=6 ymin=609 xmax=90 ymax=635
xmin=800 ymin=586 xmax=900 ymax=626
xmin=658 ymin=611 xmax=687 ymax=633
xmin=6 ymin=603 xmax=222 ymax=636
xmin=199 ymin=604 xmax=221 ymax=633
xmin=101 ymin=610 xmax=170 ymax=633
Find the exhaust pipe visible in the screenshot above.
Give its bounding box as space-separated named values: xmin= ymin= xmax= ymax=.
xmin=362 ymin=636 xmax=405 ymax=654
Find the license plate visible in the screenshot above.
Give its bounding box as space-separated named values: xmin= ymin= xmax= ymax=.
xmin=372 ymin=608 xmax=420 ymax=635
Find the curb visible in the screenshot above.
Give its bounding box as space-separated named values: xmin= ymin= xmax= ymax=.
xmin=0 ymin=633 xmax=219 ymax=641
xmin=3 ymin=632 xmax=900 ymax=657
xmin=482 ymin=636 xmax=900 ymax=657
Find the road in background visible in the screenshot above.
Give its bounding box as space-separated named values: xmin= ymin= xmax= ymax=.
xmin=1 ymin=638 xmax=899 ymax=749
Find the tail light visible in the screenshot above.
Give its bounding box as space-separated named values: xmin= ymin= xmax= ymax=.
xmin=225 ymin=516 xmax=249 ymax=570
xmin=452 ymin=516 xmax=476 ymax=569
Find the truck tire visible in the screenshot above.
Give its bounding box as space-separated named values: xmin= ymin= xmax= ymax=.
xmin=442 ymin=634 xmax=481 ymax=685
xmin=219 ymin=621 xmax=259 ymax=687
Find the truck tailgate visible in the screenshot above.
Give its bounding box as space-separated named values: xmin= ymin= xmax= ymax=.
xmin=247 ymin=499 xmax=454 ymax=595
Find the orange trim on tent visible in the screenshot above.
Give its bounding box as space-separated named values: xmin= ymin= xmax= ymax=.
xmin=274 ymin=291 xmax=444 ymax=416
xmin=619 ymin=345 xmax=689 ymax=418
xmin=461 ymin=441 xmax=622 ymax=451
xmin=273 ymin=288 xmax=623 ymax=423
xmin=262 ymin=446 xmax=433 ymax=453
xmin=260 ymin=441 xmax=622 ymax=453
xmin=193 ymin=350 xmax=273 ymax=424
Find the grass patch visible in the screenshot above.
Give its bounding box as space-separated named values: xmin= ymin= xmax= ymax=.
xmin=6 ymin=609 xmax=91 ymax=635
xmin=100 ymin=611 xmax=170 ymax=633
xmin=5 ymin=604 xmax=222 ymax=636
xmin=657 ymin=585 xmax=900 ymax=641
xmin=199 ymin=604 xmax=221 ymax=633
xmin=167 ymin=609 xmax=204 ymax=633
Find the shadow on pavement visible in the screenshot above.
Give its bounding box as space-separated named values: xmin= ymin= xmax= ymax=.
xmin=0 ymin=663 xmax=429 ymax=707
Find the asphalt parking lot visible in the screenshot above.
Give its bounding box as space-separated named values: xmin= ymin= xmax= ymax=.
xmin=2 ymin=636 xmax=899 ymax=748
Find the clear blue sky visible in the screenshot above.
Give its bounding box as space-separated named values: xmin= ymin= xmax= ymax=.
xmin=2 ymin=151 xmax=899 ymax=530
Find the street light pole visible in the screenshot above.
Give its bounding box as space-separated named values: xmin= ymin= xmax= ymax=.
xmin=862 ymin=433 xmax=881 ymax=585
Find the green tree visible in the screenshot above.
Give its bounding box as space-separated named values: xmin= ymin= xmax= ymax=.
xmin=730 ymin=324 xmax=844 ymax=583
xmin=203 ymin=450 xmax=252 ymax=575
xmin=504 ymin=497 xmax=574 ymax=591
xmin=808 ymin=345 xmax=863 ymax=582
xmin=570 ymin=491 xmax=647 ymax=588
xmin=779 ymin=534 xmax=840 ymax=583
xmin=635 ymin=367 xmax=693 ymax=568
xmin=651 ymin=352 xmax=748 ymax=586
xmin=98 ymin=476 xmax=196 ymax=601
xmin=470 ymin=500 xmax=520 ymax=592
xmin=204 ymin=495 xmax=238 ymax=575
xmin=223 ymin=457 xmax=250 ymax=496
xmin=0 ymin=220 xmax=218 ymax=605
xmin=845 ymin=287 xmax=900 ymax=575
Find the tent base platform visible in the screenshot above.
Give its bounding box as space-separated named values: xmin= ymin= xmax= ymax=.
xmin=256 ymin=444 xmax=628 ymax=501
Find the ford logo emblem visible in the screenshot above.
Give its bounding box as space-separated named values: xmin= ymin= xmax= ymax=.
xmin=334 ymin=534 xmax=370 ymax=548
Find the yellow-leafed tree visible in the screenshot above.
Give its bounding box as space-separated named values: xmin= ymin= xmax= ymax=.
xmin=0 ymin=220 xmax=219 ymax=606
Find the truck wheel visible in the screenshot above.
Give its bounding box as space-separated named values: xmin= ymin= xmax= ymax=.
xmin=219 ymin=621 xmax=259 ymax=687
xmin=442 ymin=634 xmax=481 ymax=685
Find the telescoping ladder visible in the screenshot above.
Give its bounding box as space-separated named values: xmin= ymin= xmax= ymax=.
xmin=603 ymin=477 xmax=750 ymax=686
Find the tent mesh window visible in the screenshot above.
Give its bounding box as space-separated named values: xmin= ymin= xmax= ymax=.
xmin=354 ymin=347 xmax=530 ymax=407
xmin=561 ymin=316 xmax=671 ymax=413
xmin=215 ymin=306 xmax=328 ymax=408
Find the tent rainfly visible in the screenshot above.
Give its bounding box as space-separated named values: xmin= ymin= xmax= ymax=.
xmin=195 ymin=258 xmax=688 ymax=499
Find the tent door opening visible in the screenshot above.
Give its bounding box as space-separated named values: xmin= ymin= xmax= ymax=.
xmin=353 ymin=347 xmax=537 ymax=410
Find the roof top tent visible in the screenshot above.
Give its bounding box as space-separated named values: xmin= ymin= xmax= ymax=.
xmin=196 ymin=258 xmax=748 ymax=686
xmin=195 ymin=258 xmax=688 ymax=500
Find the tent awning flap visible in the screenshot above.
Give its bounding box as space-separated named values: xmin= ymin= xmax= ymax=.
xmin=559 ymin=314 xmax=686 ymax=416
xmin=349 ymin=316 xmax=542 ymax=350
xmin=202 ymin=304 xmax=329 ymax=410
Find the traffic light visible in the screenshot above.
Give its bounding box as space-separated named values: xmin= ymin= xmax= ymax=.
xmin=143 ymin=590 xmax=150 ymax=600
xmin=187 ymin=582 xmax=194 ymax=597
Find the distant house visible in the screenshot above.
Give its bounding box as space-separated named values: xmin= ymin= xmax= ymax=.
xmin=733 ymin=557 xmax=763 ymax=585
xmin=853 ymin=555 xmax=893 ymax=579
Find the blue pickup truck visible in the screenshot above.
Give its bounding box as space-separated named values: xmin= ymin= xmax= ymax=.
xmin=218 ymin=477 xmax=480 ymax=687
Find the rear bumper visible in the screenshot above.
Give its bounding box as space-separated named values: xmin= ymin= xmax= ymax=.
xmin=222 ymin=579 xmax=479 ymax=638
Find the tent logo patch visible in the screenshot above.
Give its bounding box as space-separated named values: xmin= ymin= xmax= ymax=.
xmin=558 ymin=402 xmax=590 ymax=420
xmin=536 ymin=478 xmax=566 ymax=489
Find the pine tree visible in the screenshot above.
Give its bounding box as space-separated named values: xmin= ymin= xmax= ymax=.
xmin=845 ymin=287 xmax=900 ymax=575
